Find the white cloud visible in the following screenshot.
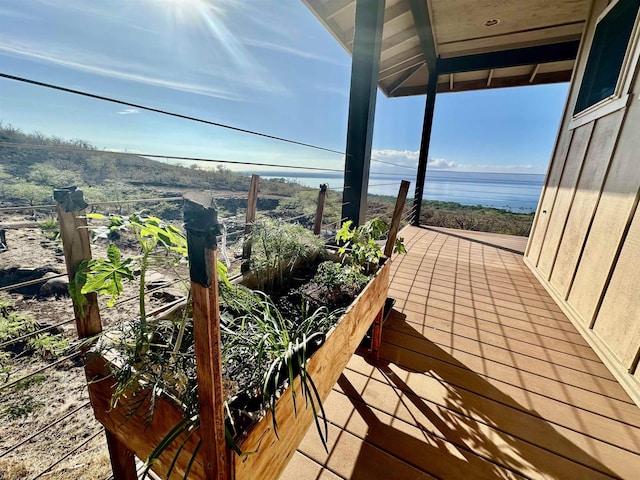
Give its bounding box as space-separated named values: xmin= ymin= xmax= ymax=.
xmin=371 ymin=149 xmax=543 ymax=174
xmin=371 ymin=149 xmax=457 ymax=173
xmin=428 ymin=157 xmax=457 ymax=169
xmin=373 ymin=149 xmax=418 ymax=161
xmin=117 ymin=108 xmax=139 ymax=115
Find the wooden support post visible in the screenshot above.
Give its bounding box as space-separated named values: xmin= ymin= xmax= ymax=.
xmin=55 ymin=187 xmax=101 ymax=339
xmin=341 ymin=0 xmax=386 ymax=226
xmin=313 ymin=184 xmax=328 ymax=235
xmin=370 ymin=308 xmax=384 ymax=361
xmin=384 ymin=180 xmax=410 ymax=257
xmin=183 ymin=194 xmax=229 ymax=480
xmin=241 ymin=174 xmax=260 ymax=273
xmin=54 ymin=186 xmax=137 ymax=480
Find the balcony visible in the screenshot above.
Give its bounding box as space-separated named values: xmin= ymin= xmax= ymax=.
xmin=281 ymin=225 xmax=640 ymax=480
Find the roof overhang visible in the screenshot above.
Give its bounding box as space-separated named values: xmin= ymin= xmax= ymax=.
xmin=303 ymin=0 xmax=589 ymax=96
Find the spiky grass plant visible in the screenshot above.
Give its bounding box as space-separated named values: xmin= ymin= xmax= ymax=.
xmin=247 ymin=218 xmax=326 ymax=291
xmin=39 ymin=218 xmax=61 ymax=242
xmin=138 ymin=292 xmax=341 ymax=479
xmin=221 ymin=292 xmax=340 ymax=450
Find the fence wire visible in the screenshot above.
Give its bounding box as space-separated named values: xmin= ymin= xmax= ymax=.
xmin=0 ymin=272 xmax=68 ymax=293
xmin=29 ymin=428 xmax=105 ymax=480
xmin=0 ymin=351 xmax=81 ymax=392
xmin=0 ymin=401 xmax=91 ymax=459
xmin=0 ymin=318 xmax=76 ymax=350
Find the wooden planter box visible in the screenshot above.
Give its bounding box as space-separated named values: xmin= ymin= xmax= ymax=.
xmin=86 ymin=257 xmax=390 ymax=479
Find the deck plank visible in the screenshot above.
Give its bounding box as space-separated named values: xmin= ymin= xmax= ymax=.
xmin=281 ymin=227 xmax=640 ymax=480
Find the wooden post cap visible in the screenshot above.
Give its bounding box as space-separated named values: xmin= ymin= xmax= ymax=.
xmin=53 ymin=186 xmax=88 ymax=212
xmin=183 ymin=193 xmax=222 ymax=288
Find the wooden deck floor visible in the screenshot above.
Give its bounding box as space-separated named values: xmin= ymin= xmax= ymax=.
xmin=280 ymin=226 xmax=640 ymax=480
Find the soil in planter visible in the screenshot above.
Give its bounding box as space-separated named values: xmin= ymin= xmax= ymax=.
xmin=252 ymin=259 xmax=369 ymax=329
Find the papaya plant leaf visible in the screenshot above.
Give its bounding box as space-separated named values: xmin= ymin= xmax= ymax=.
xmin=80 ymin=244 xmax=134 ymax=306
xmin=106 ymin=243 xmax=121 ymax=264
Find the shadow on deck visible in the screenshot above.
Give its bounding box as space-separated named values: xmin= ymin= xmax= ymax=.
xmin=280 ymin=226 xmax=640 ymax=480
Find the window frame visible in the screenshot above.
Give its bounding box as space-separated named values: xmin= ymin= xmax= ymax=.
xmin=570 ymin=0 xmax=640 ymax=129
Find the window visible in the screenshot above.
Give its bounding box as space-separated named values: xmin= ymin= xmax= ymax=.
xmin=573 ymin=0 xmax=640 ymax=117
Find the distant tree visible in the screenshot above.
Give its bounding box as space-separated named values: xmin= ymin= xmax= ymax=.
xmin=7 ymin=182 xmax=51 ymax=206
xmin=27 ymin=164 xmax=82 ymax=188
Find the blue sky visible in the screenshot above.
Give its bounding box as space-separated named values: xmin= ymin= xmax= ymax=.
xmin=0 ymin=0 xmax=569 ymax=180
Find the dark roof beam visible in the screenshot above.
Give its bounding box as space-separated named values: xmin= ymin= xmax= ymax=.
xmin=408 ymin=0 xmax=437 ymax=72
xmin=437 ymin=40 xmax=580 ymax=74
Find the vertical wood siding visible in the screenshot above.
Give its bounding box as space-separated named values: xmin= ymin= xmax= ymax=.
xmin=549 ymin=110 xmax=623 ymax=297
xmin=536 ymin=121 xmax=594 ymax=279
xmin=525 ymin=0 xmax=640 ymax=406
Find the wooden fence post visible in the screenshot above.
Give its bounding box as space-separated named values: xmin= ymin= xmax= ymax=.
xmin=183 ymin=193 xmax=229 ymax=480
xmin=384 ymin=180 xmax=411 ymax=258
xmin=241 ymin=174 xmax=260 ymax=273
xmin=54 ymin=186 xmax=137 ymax=480
xmin=313 ymin=184 xmax=328 ymax=235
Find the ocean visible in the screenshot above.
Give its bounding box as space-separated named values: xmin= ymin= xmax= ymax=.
xmin=257 ymin=170 xmax=545 ymax=213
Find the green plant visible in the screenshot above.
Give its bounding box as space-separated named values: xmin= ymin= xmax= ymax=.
xmin=39 ymin=219 xmax=61 ymax=242
xmin=247 ymin=218 xmax=325 ymax=291
xmin=308 ymin=261 xmax=370 ymax=307
xmin=27 ymin=333 xmax=69 ymax=360
xmin=11 ymin=374 xmax=47 ymax=390
xmin=70 ymin=214 xmax=191 ymax=421
xmin=70 ymin=244 xmax=135 ymax=312
xmin=1 ymin=395 xmax=44 ymax=420
xmin=221 ymin=292 xmax=340 ymax=450
xmin=0 ymin=293 xmax=12 ymax=311
xmin=0 ymin=351 xmax=11 ymax=382
xmin=73 ymin=213 xmax=187 ymax=329
xmin=6 ymin=182 xmax=51 ymax=206
xmin=219 ymin=281 xmax=261 ymax=317
xmin=0 ymin=312 xmax=36 ymax=343
xmin=0 ymin=306 xmax=68 ymax=363
xmin=336 ymin=218 xmax=406 ymax=272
